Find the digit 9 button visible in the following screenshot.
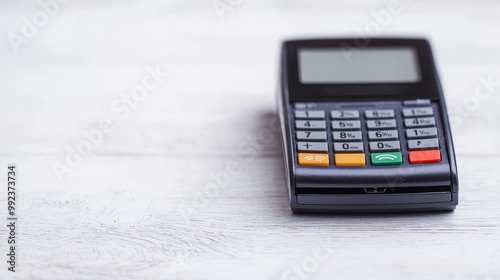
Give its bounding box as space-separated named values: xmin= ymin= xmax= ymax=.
xmin=403 ymin=107 xmax=442 ymax=164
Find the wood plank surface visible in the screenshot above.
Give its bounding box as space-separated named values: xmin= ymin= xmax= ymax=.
xmin=0 ymin=1 xmax=499 ymax=279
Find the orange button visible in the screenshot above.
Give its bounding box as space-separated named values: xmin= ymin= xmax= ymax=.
xmin=298 ymin=153 xmax=330 ymax=167
xmin=335 ymin=153 xmax=366 ymax=167
xmin=409 ymin=150 xmax=441 ymax=164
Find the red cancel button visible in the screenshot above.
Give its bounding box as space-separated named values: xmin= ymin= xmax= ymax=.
xmin=409 ymin=150 xmax=441 ymax=164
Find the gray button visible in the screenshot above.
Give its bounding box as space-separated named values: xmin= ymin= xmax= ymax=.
xmin=406 ymin=127 xmax=438 ymax=139
xmin=294 ymin=103 xmax=306 ymax=109
xmin=330 ymin=110 xmax=359 ymax=119
xmin=297 ymin=142 xmax=328 ymax=152
xmin=295 ymin=110 xmax=325 ymax=119
xmin=366 ymin=119 xmax=397 ymax=129
xmin=403 ymin=99 xmax=431 ymax=106
xmin=404 ymin=117 xmax=436 ymax=128
xmin=368 ymin=130 xmax=399 ymax=140
xmin=402 ymin=107 xmax=434 ymax=117
xmin=365 ymin=110 xmax=395 ymax=119
xmin=369 ymin=141 xmax=401 ymax=152
xmin=332 ymin=131 xmax=362 ymax=141
xmin=334 ymin=142 xmax=364 ymax=152
xmin=295 ymin=120 xmax=326 ymax=130
xmin=296 ymin=131 xmax=327 ymax=141
xmin=294 ymin=103 xmax=317 ymax=109
xmin=331 ymin=120 xmax=361 ymax=130
xmin=407 ymin=139 xmax=439 ymax=150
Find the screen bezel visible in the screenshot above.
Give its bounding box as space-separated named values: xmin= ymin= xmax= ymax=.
xmin=284 ymin=38 xmax=440 ymax=101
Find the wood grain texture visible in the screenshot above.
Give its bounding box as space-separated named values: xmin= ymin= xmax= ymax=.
xmin=0 ymin=1 xmax=500 ymax=279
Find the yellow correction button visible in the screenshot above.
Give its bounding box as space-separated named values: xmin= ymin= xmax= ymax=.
xmin=335 ymin=153 xmax=366 ymax=167
xmin=298 ymin=153 xmax=330 ymax=167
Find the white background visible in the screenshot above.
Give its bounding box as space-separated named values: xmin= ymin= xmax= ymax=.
xmin=0 ymin=0 xmax=499 ymax=279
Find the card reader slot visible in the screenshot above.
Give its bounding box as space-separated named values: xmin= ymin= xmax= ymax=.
xmin=296 ymin=186 xmax=451 ymax=195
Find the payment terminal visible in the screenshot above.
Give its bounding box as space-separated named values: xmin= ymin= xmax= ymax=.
xmin=277 ymin=38 xmax=458 ymax=213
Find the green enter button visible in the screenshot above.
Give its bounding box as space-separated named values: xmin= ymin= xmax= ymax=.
xmin=371 ymin=152 xmax=403 ymax=166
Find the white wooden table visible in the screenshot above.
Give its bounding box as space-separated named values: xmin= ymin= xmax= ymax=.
xmin=1 ymin=1 xmax=500 ymax=279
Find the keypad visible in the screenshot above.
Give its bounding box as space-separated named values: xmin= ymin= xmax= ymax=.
xmin=293 ymin=103 xmax=442 ymax=167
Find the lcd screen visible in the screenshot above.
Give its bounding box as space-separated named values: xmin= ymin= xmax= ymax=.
xmin=299 ymin=47 xmax=421 ymax=83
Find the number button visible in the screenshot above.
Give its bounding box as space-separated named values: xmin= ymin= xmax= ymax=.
xmin=369 ymin=141 xmax=401 ymax=152
xmin=368 ymin=130 xmax=399 ymax=140
xmin=333 ymin=142 xmax=364 ymax=152
xmin=402 ymin=107 xmax=433 ymax=117
xmin=331 ymin=120 xmax=361 ymax=130
xmin=405 ymin=127 xmax=438 ymax=139
xmin=294 ymin=110 xmax=325 ymax=119
xmin=365 ymin=110 xmax=395 ymax=119
xmin=330 ymin=110 xmax=360 ymax=119
xmin=404 ymin=117 xmax=436 ymax=128
xmin=366 ymin=119 xmax=397 ymax=129
xmin=297 ymin=142 xmax=328 ymax=152
xmin=296 ymin=131 xmax=327 ymax=141
xmin=295 ymin=120 xmax=326 ymax=130
xmin=332 ymin=131 xmax=362 ymax=141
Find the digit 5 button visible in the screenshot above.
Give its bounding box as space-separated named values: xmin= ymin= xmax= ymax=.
xmin=409 ymin=150 xmax=441 ymax=164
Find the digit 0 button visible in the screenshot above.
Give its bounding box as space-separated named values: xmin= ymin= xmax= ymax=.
xmin=298 ymin=153 xmax=330 ymax=167
xmin=409 ymin=150 xmax=441 ymax=164
xmin=334 ymin=153 xmax=366 ymax=167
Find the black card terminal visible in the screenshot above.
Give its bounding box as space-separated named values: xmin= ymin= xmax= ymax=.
xmin=277 ymin=38 xmax=458 ymax=213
